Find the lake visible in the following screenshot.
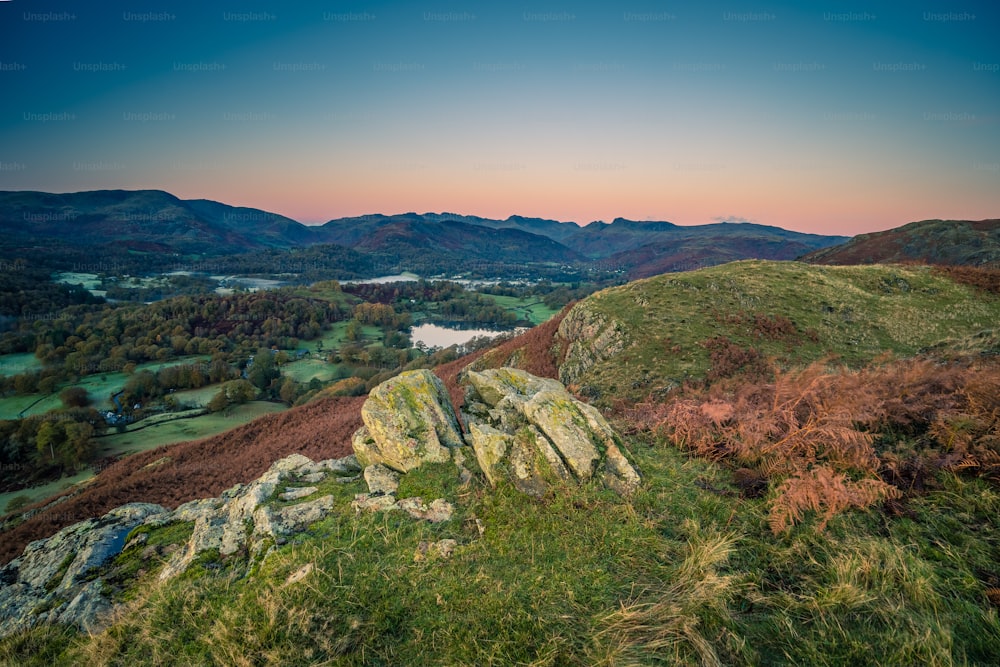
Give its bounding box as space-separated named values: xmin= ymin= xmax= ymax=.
xmin=341 ymin=273 xmax=421 ymax=285
xmin=409 ymin=323 xmax=522 ymax=349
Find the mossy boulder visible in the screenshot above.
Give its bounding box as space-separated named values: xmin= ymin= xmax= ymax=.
xmin=463 ymin=368 xmax=640 ymax=495
xmin=353 ymin=370 xmax=464 ymax=473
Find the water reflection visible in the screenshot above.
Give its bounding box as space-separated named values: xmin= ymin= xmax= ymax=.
xmin=410 ymin=323 xmax=519 ymax=349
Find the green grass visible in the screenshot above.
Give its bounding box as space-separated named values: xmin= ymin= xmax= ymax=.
xmin=568 ymin=260 xmax=1000 ymax=404
xmin=481 ymin=294 xmax=560 ymax=325
xmin=280 ymin=357 xmax=342 ymax=383
xmin=0 ymin=470 xmax=94 ymax=516
xmin=0 ymin=352 xmax=43 ymax=378
xmin=4 ymin=430 xmax=997 ymax=665
xmin=93 ymin=401 xmax=286 ymax=457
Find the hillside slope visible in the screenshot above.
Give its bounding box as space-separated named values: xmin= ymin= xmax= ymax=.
xmin=802 ymin=218 xmax=1000 ymax=267
xmin=0 ymin=190 xmax=319 ymax=257
xmin=555 ymin=261 xmax=1000 ymax=405
xmin=2 ymin=263 xmax=999 ymax=665
xmin=0 ymin=397 xmax=363 ymax=566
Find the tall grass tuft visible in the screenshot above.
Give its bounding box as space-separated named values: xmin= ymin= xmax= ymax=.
xmin=599 ymin=520 xmax=740 ymax=666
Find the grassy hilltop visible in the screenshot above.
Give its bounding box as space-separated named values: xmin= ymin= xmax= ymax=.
xmin=2 ymin=261 xmax=999 ymax=666
xmin=556 ymin=260 xmax=999 ymax=405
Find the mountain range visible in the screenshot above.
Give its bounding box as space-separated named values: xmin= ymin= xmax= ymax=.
xmin=0 ymin=189 xmax=850 ymax=278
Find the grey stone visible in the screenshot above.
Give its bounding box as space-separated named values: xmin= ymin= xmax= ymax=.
xmin=351 ymin=493 xmax=399 ymax=514
xmin=159 ymin=454 xmax=332 ymax=581
xmin=0 ymin=502 xmax=166 ymax=639
xmin=254 ymin=496 xmax=337 ymax=537
xmin=55 ymin=580 xmax=114 ymax=634
xmin=280 ymin=486 xmax=318 ymax=502
xmin=352 ymin=370 xmax=464 ymax=473
xmin=363 ymin=464 xmax=401 ymax=495
xmin=318 ymin=454 xmax=362 ymax=475
xmin=397 ymin=497 xmax=454 ymax=523
xmin=461 ymin=368 xmax=641 ymax=496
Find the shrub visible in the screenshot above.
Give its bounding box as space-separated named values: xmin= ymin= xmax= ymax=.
xmin=633 ymin=356 xmax=1000 ymax=533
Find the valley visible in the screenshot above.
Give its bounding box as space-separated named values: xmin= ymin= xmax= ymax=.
xmin=1 ymin=191 xmax=998 ymax=665
xmin=0 ymin=267 xmax=586 ymax=510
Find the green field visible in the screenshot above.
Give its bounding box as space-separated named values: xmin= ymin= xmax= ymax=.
xmin=93 ymin=401 xmax=286 ymax=457
xmin=169 ymin=385 xmax=222 ymax=408
xmin=53 ymin=272 xmax=102 ymax=290
xmin=295 ymin=321 xmax=385 ymax=355
xmin=280 ymin=357 xmax=342 ymax=383
xmin=482 ymin=294 xmax=559 ymax=325
xmin=0 ymin=401 xmax=286 ymax=513
xmin=0 ymin=469 xmax=94 ymax=515
xmin=0 ymin=352 xmax=43 ymax=378
xmin=0 ymin=355 xmax=212 ymax=420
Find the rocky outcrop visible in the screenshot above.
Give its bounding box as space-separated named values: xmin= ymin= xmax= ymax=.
xmin=462 ymin=368 xmax=641 ymax=496
xmin=556 ymin=303 xmax=629 ymax=387
xmin=0 ymin=368 xmax=639 ymax=641
xmin=347 ymin=370 xmax=466 ymax=523
xmin=157 ymin=454 xmax=362 ymax=580
xmin=0 ymin=502 xmax=167 ymax=637
xmin=352 ymin=370 xmax=465 ymax=472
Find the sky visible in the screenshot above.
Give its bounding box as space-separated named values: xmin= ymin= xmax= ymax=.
xmin=0 ymin=1 xmax=998 ymax=236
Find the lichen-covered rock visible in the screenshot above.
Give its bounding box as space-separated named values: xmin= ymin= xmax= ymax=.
xmin=523 ymin=390 xmax=601 ymax=480
xmin=556 ymin=304 xmax=629 ymax=387
xmin=253 ymin=495 xmax=337 ymax=538
xmin=397 ymin=497 xmax=454 ymax=523
xmin=351 ymin=493 xmax=399 ymax=514
xmin=160 ymin=454 xmax=358 ymax=580
xmin=353 ymin=370 xmax=464 ymax=473
xmin=465 ymin=367 xmax=564 ymax=408
xmin=364 ymin=464 xmax=401 ymax=496
xmin=462 ymin=368 xmax=640 ymax=496
xmin=468 ymin=423 xmax=513 ymax=487
xmin=0 ymin=502 xmax=166 ymax=638
xmin=280 ymin=486 xmax=318 ymax=502
xmin=351 ymin=494 xmax=455 ymax=523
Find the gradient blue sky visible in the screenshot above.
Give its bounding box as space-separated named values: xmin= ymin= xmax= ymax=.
xmin=1 ymin=0 xmax=997 ymax=235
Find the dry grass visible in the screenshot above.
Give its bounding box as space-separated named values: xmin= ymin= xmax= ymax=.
xmin=598 ymin=520 xmax=740 ymax=666
xmin=630 ymin=356 xmax=1000 ymax=533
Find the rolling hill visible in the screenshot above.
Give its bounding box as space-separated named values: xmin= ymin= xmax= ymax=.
xmin=0 ymin=190 xmax=317 ymax=256
xmin=802 ymin=218 xmax=1000 ymax=267
xmin=322 ymin=211 xmax=849 ymax=276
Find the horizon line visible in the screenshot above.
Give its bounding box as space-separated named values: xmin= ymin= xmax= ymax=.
xmin=3 ymin=186 xmax=983 ymax=237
